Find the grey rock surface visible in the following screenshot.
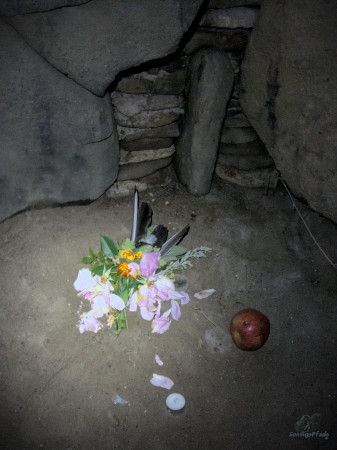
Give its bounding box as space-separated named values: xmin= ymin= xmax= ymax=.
xmin=116 ymin=68 xmax=187 ymax=95
xmin=119 ymin=146 xmax=175 ymax=165
xmin=0 ymin=0 xmax=90 ymax=15
xmin=6 ymin=0 xmax=203 ymax=96
xmin=209 ymin=0 xmax=260 ymax=6
xmin=219 ymin=139 xmax=269 ymax=156
xmin=183 ymin=28 xmax=251 ymax=55
xmin=111 ymin=93 xmax=184 ymax=117
xmin=217 ymin=152 xmax=274 ymax=170
xmin=216 ymin=165 xmax=278 ymax=187
xmin=221 ymin=126 xmax=258 ymax=144
xmin=224 ymin=112 xmax=251 ymax=128
xmin=0 ymin=18 xmax=119 ymax=223
xmin=117 ymin=122 xmax=180 ymax=143
xmin=106 ymin=166 xmax=173 ymax=197
xmin=241 ymin=0 xmax=337 ymax=223
xmin=200 ymin=7 xmax=259 ymax=28
xmin=114 ymin=108 xmax=184 ymax=129
xmin=122 ymin=138 xmax=175 ymax=152
xmin=175 ymin=48 xmax=234 ymax=195
xmin=117 ymin=157 xmax=173 ymax=181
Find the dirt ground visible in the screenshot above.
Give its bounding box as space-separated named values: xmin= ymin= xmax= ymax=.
xmin=0 ymin=176 xmax=336 ymax=449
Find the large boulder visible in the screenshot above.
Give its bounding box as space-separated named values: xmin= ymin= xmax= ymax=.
xmin=0 ymin=0 xmax=205 ymax=222
xmin=241 ymin=0 xmax=337 ymax=223
xmin=0 ymin=18 xmax=119 ymax=223
xmin=4 ymin=0 xmax=205 ymax=96
xmin=0 ymin=1 xmax=90 ymax=15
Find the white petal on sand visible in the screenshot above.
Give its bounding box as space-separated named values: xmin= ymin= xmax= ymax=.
xmin=194 ymin=289 xmax=216 ymax=299
xmin=155 ymin=354 xmax=164 ymax=366
xmin=111 ymin=393 xmax=128 ymax=404
xmin=150 ymin=374 xmax=174 ymax=390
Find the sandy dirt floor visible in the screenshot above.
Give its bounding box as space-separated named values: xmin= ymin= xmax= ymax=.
xmin=0 ymin=177 xmax=336 ymax=449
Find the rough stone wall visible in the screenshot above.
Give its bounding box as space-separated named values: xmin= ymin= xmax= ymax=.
xmin=109 ymin=0 xmax=273 ymax=197
xmin=240 ymin=0 xmax=337 ymax=223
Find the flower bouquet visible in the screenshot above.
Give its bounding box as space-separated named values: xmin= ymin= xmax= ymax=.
xmin=74 ymin=190 xmax=211 ymax=335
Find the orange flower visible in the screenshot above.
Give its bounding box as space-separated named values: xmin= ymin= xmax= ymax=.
xmin=120 ymin=248 xmax=142 ymax=261
xmin=117 ymin=261 xmax=131 ymax=278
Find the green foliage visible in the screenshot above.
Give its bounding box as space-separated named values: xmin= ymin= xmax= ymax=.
xmin=119 ymin=238 xmax=136 ymax=251
xmin=100 ymin=235 xmax=119 ymax=258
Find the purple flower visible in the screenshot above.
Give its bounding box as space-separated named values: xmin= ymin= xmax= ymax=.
xmin=139 ymin=252 xmax=160 ymax=277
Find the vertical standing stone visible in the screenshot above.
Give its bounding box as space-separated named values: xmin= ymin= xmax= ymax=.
xmin=175 ymin=47 xmax=234 ymax=195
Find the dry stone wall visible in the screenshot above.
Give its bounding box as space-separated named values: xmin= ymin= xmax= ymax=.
xmin=109 ymin=0 xmax=275 ymax=197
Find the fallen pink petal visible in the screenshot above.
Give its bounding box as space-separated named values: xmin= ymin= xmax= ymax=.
xmin=155 ymin=354 xmax=164 ymax=366
xmin=109 ymin=293 xmax=126 ymax=311
xmin=170 ymin=300 xmax=181 ymax=321
xmin=150 ymin=374 xmax=174 ymax=390
xmin=151 ymin=311 xmax=171 ymax=334
xmin=73 ymin=268 xmax=96 ymax=292
xmin=194 ymin=289 xmax=216 ymax=299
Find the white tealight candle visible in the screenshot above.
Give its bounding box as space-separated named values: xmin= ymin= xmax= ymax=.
xmin=166 ymin=393 xmax=185 ymax=412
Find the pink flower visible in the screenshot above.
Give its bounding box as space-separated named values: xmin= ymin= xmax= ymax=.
xmin=139 ymin=252 xmax=160 ymax=277
xmin=128 ymin=262 xmax=140 ymax=279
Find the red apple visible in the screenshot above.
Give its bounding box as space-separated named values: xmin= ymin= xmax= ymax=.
xmin=230 ymin=308 xmax=270 ymax=351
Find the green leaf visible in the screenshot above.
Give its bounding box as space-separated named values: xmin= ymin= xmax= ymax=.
xmin=97 ymin=248 xmax=105 ymax=262
xmin=91 ymin=264 xmax=107 ymax=276
xmin=119 ymin=238 xmax=136 ymax=251
xmin=89 ymin=247 xmax=96 ymax=259
xmin=81 ymin=256 xmax=94 ymax=264
xmin=166 ymin=245 xmax=187 ymax=257
xmin=161 ymin=255 xmax=177 ymax=264
xmin=137 ymin=244 xmax=159 ymax=253
xmin=100 ymin=235 xmax=119 ymax=258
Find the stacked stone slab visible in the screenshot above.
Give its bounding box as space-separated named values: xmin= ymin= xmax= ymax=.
xmin=108 ymin=59 xmax=188 ymax=195
xmin=109 ymin=0 xmax=275 ymax=195
xmin=181 ymin=0 xmax=277 ymax=188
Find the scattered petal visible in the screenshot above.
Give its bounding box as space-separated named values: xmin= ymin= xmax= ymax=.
xmin=140 ymin=306 xmax=155 ymax=321
xmin=73 ymin=268 xmax=96 ymax=292
xmin=150 ymin=374 xmax=174 ymax=390
xmin=194 ymin=289 xmax=216 ymax=299
xmin=180 ymin=291 xmax=190 ymax=305
xmin=155 ymin=354 xmax=164 ymax=366
xmin=171 ymin=300 xmax=181 ymax=321
xmin=111 ymin=393 xmax=128 ymax=405
xmin=78 ymin=311 xmax=102 ymax=334
xmin=151 ymin=312 xmax=171 ymax=334
xmin=128 ymin=291 xmax=138 ymax=312
xmin=109 ymin=293 xmax=126 ymax=311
